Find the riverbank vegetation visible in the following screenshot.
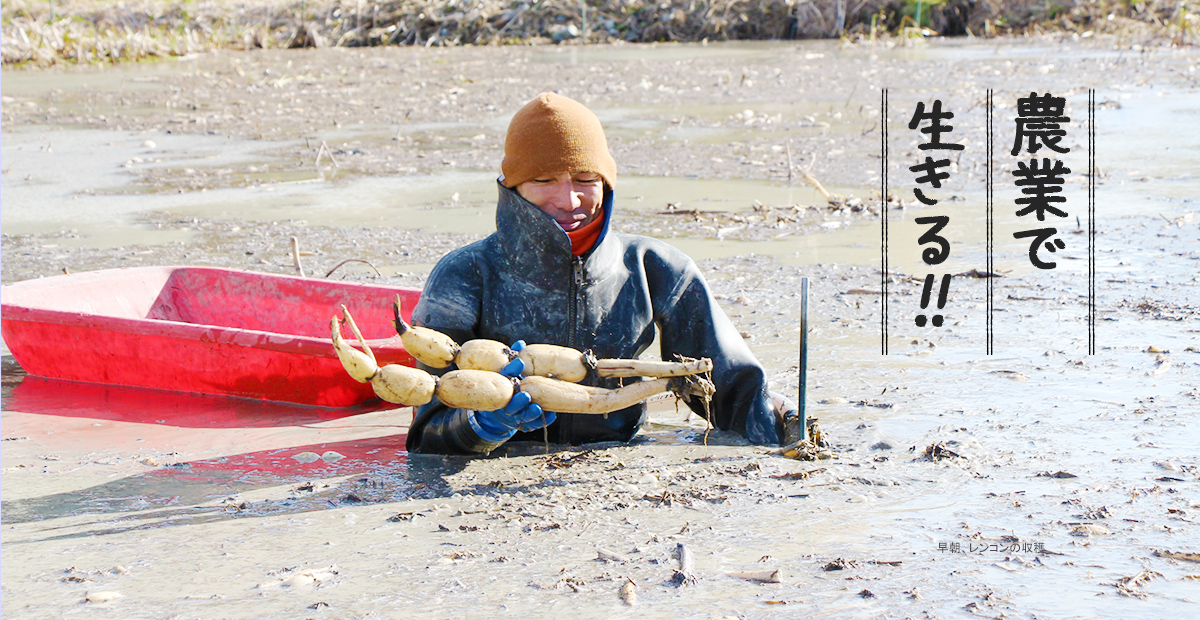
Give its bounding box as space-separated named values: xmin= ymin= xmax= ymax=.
xmin=3 ymin=0 xmax=1196 ymax=65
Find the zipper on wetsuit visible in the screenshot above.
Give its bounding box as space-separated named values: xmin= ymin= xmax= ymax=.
xmin=567 ymin=256 xmax=585 ymax=350
xmin=559 ymin=255 xmax=586 ymax=442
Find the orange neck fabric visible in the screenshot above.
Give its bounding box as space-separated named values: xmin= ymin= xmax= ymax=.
xmin=566 ymin=212 xmax=606 ymax=257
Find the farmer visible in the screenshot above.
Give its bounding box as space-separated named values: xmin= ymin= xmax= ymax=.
xmin=405 ymin=92 xmax=799 ymax=455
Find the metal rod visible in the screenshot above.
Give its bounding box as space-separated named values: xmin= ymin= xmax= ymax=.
xmin=798 ymin=276 xmax=809 ymax=441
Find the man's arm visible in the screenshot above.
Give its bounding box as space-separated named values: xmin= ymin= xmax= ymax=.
xmin=645 ymin=246 xmax=780 ymax=444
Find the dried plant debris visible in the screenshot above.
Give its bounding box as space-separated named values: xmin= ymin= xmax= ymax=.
xmin=773 ymin=440 xmax=836 ymax=461
xmin=534 ymin=576 xmax=589 ymax=592
xmin=538 ymin=449 xmax=601 ymax=469
xmin=822 ymin=558 xmax=857 ymax=571
xmin=641 ymin=486 xmax=728 ymax=507
xmin=1110 ymin=568 xmax=1163 ymax=598
xmin=770 ymin=468 xmax=826 ymax=480
xmin=726 ymin=568 xmax=782 ymax=583
xmin=920 ymin=442 xmax=964 ymax=461
xmin=1154 ymin=550 xmax=1200 ymax=563
xmin=7 ymin=0 xmax=1192 ymax=67
xmin=619 ymin=578 xmax=637 ymax=605
xmin=1037 ymin=470 xmax=1079 ymax=478
xmin=807 ymin=419 xmax=826 ymax=447
xmin=255 ymin=565 xmax=339 ymax=589
xmin=1069 ymin=523 xmax=1112 ymax=537
xmin=955 ymin=268 xmax=1006 ymax=278
xmin=1078 ymin=505 xmax=1114 ymax=520
xmin=671 ymin=543 xmax=698 ymax=587
xmin=596 ymin=548 xmax=630 ymax=563
xmin=1127 ymin=299 xmax=1199 ymax=322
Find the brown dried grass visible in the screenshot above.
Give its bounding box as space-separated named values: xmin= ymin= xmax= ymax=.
xmin=2 ymin=0 xmax=1194 ymax=66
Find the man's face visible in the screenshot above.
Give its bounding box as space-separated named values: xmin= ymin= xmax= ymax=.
xmin=515 ymin=171 xmax=604 ymax=232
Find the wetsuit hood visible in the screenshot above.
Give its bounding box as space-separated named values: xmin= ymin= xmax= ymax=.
xmin=493 ymin=181 xmax=617 ymax=286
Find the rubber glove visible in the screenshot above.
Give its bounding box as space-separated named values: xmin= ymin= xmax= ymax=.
xmin=471 ymin=341 xmax=558 ymax=440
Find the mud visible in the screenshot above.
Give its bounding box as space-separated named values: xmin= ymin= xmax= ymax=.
xmin=3 ymin=38 xmax=1200 ymax=618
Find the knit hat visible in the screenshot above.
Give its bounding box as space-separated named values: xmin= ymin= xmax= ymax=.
xmin=500 ymin=92 xmax=617 ymax=189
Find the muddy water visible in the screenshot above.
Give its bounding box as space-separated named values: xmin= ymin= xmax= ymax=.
xmin=1 ymin=125 xmax=835 ymax=241
xmin=3 ymin=40 xmax=1200 ymax=618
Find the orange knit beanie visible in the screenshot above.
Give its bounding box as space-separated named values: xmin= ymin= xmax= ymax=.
xmin=500 ymin=92 xmax=617 ymax=189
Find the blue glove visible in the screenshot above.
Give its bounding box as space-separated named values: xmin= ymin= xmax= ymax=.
xmin=471 ymin=341 xmax=558 ymax=440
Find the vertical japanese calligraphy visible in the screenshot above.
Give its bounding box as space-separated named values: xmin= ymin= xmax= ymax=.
xmin=908 ymin=99 xmax=961 ymax=328
xmin=1010 ymin=92 xmax=1071 ymax=270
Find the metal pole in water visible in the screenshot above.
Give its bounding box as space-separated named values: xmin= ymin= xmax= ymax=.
xmin=798 ymin=276 xmax=808 ymax=441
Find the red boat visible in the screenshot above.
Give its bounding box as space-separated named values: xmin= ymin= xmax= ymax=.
xmin=1 ymin=266 xmax=419 ymax=407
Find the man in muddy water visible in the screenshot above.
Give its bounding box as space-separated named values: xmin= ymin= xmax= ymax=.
xmin=404 ymin=92 xmax=799 ymax=455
